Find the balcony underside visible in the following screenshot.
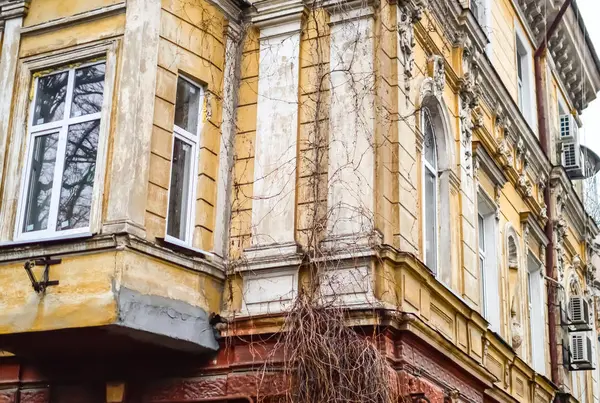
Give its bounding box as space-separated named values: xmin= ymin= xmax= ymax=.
xmin=0 ymin=246 xmax=222 ymax=358
xmin=0 ymin=286 xmax=220 ymax=359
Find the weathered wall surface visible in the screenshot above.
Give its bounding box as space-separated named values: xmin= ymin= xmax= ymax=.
xmin=145 ymin=0 xmax=226 ymax=251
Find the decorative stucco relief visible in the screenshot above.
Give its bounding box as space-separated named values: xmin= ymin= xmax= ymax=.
xmin=398 ymin=0 xmax=424 ymax=93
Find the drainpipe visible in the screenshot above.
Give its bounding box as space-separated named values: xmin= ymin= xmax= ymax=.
xmin=534 ymin=0 xmax=572 ymax=391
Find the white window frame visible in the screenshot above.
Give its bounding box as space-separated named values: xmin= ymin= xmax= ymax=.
xmin=0 ymin=39 xmax=120 ymax=244
xmin=527 ymin=253 xmax=546 ymax=374
xmin=477 ymin=189 xmax=501 ymax=332
xmin=14 ymin=61 xmax=106 ymax=242
xmin=164 ymin=75 xmax=204 ymax=248
xmin=515 ymin=23 xmax=536 ymax=130
xmin=478 ymin=212 xmax=487 ymax=318
xmin=422 ymin=108 xmax=438 ymax=274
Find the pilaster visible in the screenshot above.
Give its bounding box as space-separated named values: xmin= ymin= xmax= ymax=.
xmin=244 ymin=0 xmax=306 ymax=260
xmin=395 ymin=0 xmax=424 ymax=254
xmin=213 ymin=22 xmax=243 ymax=259
xmin=103 ymin=0 xmax=161 ymax=237
xmin=457 ymin=34 xmax=481 ymax=308
xmin=323 ymin=0 xmax=378 ymax=251
xmin=0 ymin=1 xmax=29 ymax=223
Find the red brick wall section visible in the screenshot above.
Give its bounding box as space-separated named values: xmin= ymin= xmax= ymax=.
xmin=0 ymin=329 xmax=489 ymax=403
xmin=397 ymin=370 xmax=445 ymax=403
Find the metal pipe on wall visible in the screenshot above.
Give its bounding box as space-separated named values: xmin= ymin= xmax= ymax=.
xmin=533 ymin=0 xmax=573 ymax=392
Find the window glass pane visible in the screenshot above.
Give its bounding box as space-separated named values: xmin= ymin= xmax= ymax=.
xmin=423 ymin=110 xmax=437 ymax=169
xmin=33 ymin=71 xmax=68 ymax=126
xmin=56 ymin=120 xmax=100 ymax=231
xmin=167 ymin=138 xmax=193 ymax=241
xmin=478 ymin=214 xmax=485 ymax=251
xmin=425 ymin=170 xmax=437 ymax=270
xmin=518 ymin=82 xmax=524 ymax=110
xmin=70 ymin=64 xmax=106 ymax=118
xmin=480 ymin=255 xmax=486 ymax=315
xmin=174 ymin=78 xmax=201 ymax=134
xmin=23 ymin=132 xmax=59 ymax=232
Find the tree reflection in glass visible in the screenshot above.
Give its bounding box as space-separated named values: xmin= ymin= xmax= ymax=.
xmin=167 ymin=138 xmax=192 ymax=240
xmin=33 ymin=71 xmax=68 ymax=126
xmin=57 ymin=120 xmax=100 ymax=231
xmin=21 ymin=61 xmax=106 ymax=237
xmin=23 ymin=133 xmax=59 ymax=232
xmin=71 ymin=64 xmax=105 ymax=118
xmin=174 ymin=78 xmax=200 ymax=135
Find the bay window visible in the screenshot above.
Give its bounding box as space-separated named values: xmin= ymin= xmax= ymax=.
xmin=165 ymin=76 xmax=204 ymax=246
xmin=17 ymin=62 xmax=106 ymax=240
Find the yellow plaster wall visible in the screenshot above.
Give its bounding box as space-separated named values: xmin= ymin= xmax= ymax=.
xmin=19 ymin=13 xmax=126 ymax=58
xmin=490 ymin=0 xmax=517 ymax=100
xmin=146 ymin=0 xmax=227 ymax=250
xmin=118 ymin=250 xmax=222 ymax=312
xmin=24 ymin=0 xmax=123 ymax=27
xmin=0 ymin=249 xmax=222 ymax=335
xmin=230 ymin=26 xmax=259 ymax=259
xmin=374 ymin=2 xmax=399 ymax=247
xmin=296 ymin=9 xmax=330 ymax=250
xmin=0 ymin=253 xmax=118 ymax=334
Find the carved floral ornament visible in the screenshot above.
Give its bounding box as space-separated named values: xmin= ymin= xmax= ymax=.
xmin=397 ymin=0 xmax=425 ymax=93
xmin=458 ymin=34 xmax=482 ymax=174
xmin=425 ymin=55 xmax=445 ymax=97
xmin=494 ymin=106 xmax=510 ymax=141
xmin=497 ymin=139 xmax=513 ymax=168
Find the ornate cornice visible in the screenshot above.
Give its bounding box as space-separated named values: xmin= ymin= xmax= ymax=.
xmin=520 ymin=211 xmax=549 ymax=247
xmin=472 ymin=141 xmax=507 ymax=187
xmin=0 ymin=0 xmax=30 ymax=19
xmin=250 ymin=1 xmax=307 ymax=34
xmin=514 ymin=0 xmax=600 ymax=112
xmin=207 ymin=0 xmax=245 ymax=23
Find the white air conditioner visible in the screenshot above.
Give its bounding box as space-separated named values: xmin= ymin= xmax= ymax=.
xmin=569 ymin=332 xmax=595 ymax=370
xmin=560 ymin=300 xmax=573 ymax=327
xmin=559 ymin=114 xmax=585 ymax=178
xmin=560 ymin=114 xmax=578 ymax=140
xmin=561 ymin=141 xmax=581 ymax=169
xmin=568 ymin=296 xmax=592 ymax=331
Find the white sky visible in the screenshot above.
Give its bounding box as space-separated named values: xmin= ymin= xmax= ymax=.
xmin=578 ymin=0 xmax=600 ymax=153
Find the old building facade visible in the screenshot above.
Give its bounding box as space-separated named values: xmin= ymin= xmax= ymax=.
xmin=0 ymin=0 xmax=599 ymax=402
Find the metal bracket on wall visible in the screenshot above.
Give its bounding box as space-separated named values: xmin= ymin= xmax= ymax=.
xmin=23 ymin=257 xmax=61 ymax=293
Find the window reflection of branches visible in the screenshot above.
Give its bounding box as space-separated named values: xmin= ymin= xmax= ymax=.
xmin=33 ymin=72 xmax=68 ymax=125
xmin=23 ymin=133 xmax=58 ymax=232
xmin=71 ymin=65 xmax=105 ymax=117
xmin=19 ymin=61 xmax=105 ymax=238
xmin=57 ymin=121 xmax=99 ymax=230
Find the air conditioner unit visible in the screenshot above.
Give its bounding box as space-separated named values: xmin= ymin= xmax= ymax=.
xmin=559 ymin=114 xmax=586 ymax=179
xmin=560 ymin=300 xmax=573 ymax=327
xmin=569 ymin=332 xmax=595 ymax=371
xmin=561 ymin=141 xmax=581 ymax=169
xmin=568 ymin=296 xmax=592 ymax=331
xmin=561 ymin=141 xmax=585 ymax=178
xmin=560 ymin=114 xmax=578 ymax=140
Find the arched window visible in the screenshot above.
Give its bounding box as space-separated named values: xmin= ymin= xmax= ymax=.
xmin=417 ymin=88 xmax=454 ymax=284
xmin=422 ymin=108 xmax=438 ymax=273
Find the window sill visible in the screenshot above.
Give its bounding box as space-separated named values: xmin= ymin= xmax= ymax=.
xmin=156 ymin=236 xmax=214 ymax=259
xmin=0 ymin=232 xmax=94 ymax=248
